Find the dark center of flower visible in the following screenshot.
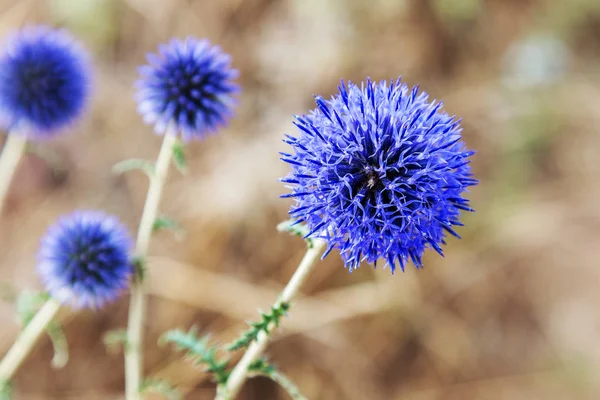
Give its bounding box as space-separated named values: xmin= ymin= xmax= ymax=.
xmin=364 ymin=166 xmax=381 ymax=190
xmin=18 ymin=63 xmax=60 ymax=99
xmin=64 ymin=237 xmax=116 ymax=286
xmin=166 ymin=67 xmax=216 ymax=114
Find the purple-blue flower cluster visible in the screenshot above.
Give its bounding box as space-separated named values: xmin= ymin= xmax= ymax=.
xmin=0 ymin=26 xmax=90 ymax=138
xmin=135 ymin=37 xmax=239 ymax=141
xmin=37 ymin=210 xmax=133 ymax=309
xmin=281 ymin=78 xmax=477 ymax=273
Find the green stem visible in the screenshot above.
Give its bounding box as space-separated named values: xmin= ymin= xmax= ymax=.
xmin=125 ymin=128 xmax=177 ymax=400
xmin=216 ymin=239 xmax=326 ymax=400
xmin=0 ymin=133 xmax=27 ymax=212
xmin=0 ymin=299 xmax=61 ymax=382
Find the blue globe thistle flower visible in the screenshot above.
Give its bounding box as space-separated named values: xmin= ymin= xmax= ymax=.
xmin=0 ymin=26 xmax=90 ymax=138
xmin=37 ymin=210 xmax=133 ymax=309
xmin=135 ymin=37 xmax=239 ymax=141
xmin=281 ymin=78 xmax=478 ymax=273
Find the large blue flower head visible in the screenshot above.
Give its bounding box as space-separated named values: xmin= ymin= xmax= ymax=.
xmin=136 ymin=37 xmax=239 ymax=141
xmin=281 ymin=78 xmax=478 ymax=273
xmin=0 ymin=26 xmax=90 ymax=138
xmin=37 ymin=210 xmax=133 ymax=309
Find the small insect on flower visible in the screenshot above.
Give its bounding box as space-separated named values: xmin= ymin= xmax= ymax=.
xmin=135 ymin=37 xmax=239 ymax=141
xmin=281 ymin=78 xmax=478 ymax=273
xmin=0 ymin=26 xmax=91 ymax=138
xmin=37 ymin=210 xmax=133 ymax=309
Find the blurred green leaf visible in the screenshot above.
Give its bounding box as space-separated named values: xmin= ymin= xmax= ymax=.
xmin=47 ymin=321 xmax=69 ymax=369
xmin=112 ymin=159 xmax=155 ymax=179
xmin=103 ymin=329 xmax=128 ymax=353
xmin=248 ymin=359 xmax=307 ymax=400
xmin=172 ymin=139 xmax=187 ymax=174
xmin=277 ymin=220 xmax=314 ymax=248
xmin=140 ymin=378 xmax=181 ymax=400
xmin=0 ymin=380 xmax=11 ymax=400
xmin=160 ymin=327 xmax=229 ymax=385
xmin=152 ymin=216 xmax=186 ymax=240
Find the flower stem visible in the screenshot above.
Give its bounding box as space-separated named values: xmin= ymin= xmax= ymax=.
xmin=0 ymin=298 xmax=61 ymax=383
xmin=0 ymin=133 xmax=27 ymax=212
xmin=216 ymin=239 xmax=326 ymax=400
xmin=125 ymin=128 xmax=177 ymax=400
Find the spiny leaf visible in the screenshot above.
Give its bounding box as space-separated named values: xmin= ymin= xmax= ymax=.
xmin=172 ymin=139 xmax=187 ymax=174
xmin=103 ymin=328 xmax=128 ymax=353
xmin=227 ymin=302 xmax=290 ymax=351
xmin=248 ymin=358 xmax=276 ymax=374
xmin=112 ymin=158 xmax=155 ymax=178
xmin=160 ymin=327 xmax=229 ymax=384
xmin=140 ymin=378 xmax=181 ymax=400
xmin=152 ymin=216 xmax=186 ymax=240
xmin=277 ymin=220 xmax=314 ymax=248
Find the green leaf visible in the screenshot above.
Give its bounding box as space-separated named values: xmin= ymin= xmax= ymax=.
xmin=16 ymin=291 xmax=50 ymax=327
xmin=47 ymin=321 xmax=69 ymax=368
xmin=152 ymin=216 xmax=186 ymax=240
xmin=248 ymin=358 xmax=276 ymax=374
xmin=171 ymin=139 xmax=187 ymax=174
xmin=103 ymin=328 xmax=128 ymax=353
xmin=248 ymin=359 xmax=307 ymax=400
xmin=276 ymin=220 xmax=314 ymax=248
xmin=139 ymin=378 xmax=181 ymax=400
xmin=227 ymin=302 xmax=290 ymax=351
xmin=160 ymin=327 xmax=229 ymax=384
xmin=0 ymin=282 xmax=16 ymax=303
xmin=132 ymin=257 xmax=146 ymax=283
xmin=15 ymin=292 xmax=68 ymax=368
xmin=0 ymin=380 xmax=11 ymax=400
xmin=112 ymin=159 xmax=155 ymax=178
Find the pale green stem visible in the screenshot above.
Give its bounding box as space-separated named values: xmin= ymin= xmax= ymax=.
xmin=216 ymin=239 xmax=326 ymax=400
xmin=125 ymin=128 xmax=177 ymax=400
xmin=0 ymin=133 xmax=27 ymax=212
xmin=0 ymin=298 xmax=61 ymax=382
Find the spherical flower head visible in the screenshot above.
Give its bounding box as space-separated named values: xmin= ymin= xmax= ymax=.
xmin=281 ymin=78 xmax=478 ymax=273
xmin=37 ymin=210 xmax=133 ymax=309
xmin=0 ymin=26 xmax=91 ymax=138
xmin=136 ymin=37 xmax=239 ymax=141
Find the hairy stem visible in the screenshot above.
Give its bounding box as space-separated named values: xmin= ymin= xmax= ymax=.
xmin=217 ymin=239 xmax=326 ymax=400
xmin=125 ymin=128 xmax=177 ymax=400
xmin=0 ymin=298 xmax=61 ymax=382
xmin=0 ymin=133 xmax=27 ymax=212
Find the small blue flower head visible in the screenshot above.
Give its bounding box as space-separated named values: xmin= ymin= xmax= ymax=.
xmin=37 ymin=210 xmax=133 ymax=309
xmin=281 ymin=78 xmax=478 ymax=273
xmin=136 ymin=37 xmax=239 ymax=141
xmin=0 ymin=26 xmax=91 ymax=138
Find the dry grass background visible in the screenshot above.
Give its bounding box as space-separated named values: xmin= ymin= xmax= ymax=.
xmin=0 ymin=0 xmax=600 ymax=399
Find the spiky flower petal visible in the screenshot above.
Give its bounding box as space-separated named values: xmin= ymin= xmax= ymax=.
xmin=37 ymin=210 xmax=133 ymax=309
xmin=0 ymin=26 xmax=90 ymax=138
xmin=281 ymin=78 xmax=478 ymax=273
xmin=135 ymin=37 xmax=239 ymax=141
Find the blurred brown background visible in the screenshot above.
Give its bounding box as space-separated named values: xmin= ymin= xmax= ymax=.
xmin=0 ymin=0 xmax=599 ymax=399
